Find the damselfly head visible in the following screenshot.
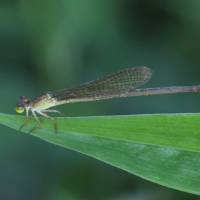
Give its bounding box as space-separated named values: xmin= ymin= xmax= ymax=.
xmin=15 ymin=96 xmax=29 ymax=113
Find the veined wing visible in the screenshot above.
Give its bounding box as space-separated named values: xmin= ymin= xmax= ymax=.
xmin=52 ymin=66 xmax=153 ymax=100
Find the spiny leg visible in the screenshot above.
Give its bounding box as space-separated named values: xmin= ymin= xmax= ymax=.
xmin=37 ymin=111 xmax=57 ymax=133
xmin=42 ymin=110 xmax=66 ymax=117
xmin=29 ymin=110 xmax=41 ymax=134
xmin=19 ymin=109 xmax=29 ymax=131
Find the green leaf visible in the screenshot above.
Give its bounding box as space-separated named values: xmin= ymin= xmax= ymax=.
xmin=1 ymin=112 xmax=200 ymax=194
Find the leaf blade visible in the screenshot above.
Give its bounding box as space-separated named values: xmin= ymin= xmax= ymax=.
xmin=1 ymin=112 xmax=200 ymax=194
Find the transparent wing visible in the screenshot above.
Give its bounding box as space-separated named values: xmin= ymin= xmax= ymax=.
xmin=52 ymin=66 xmax=153 ymax=100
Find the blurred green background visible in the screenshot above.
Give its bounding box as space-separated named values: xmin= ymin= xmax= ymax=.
xmin=1 ymin=0 xmax=200 ymax=199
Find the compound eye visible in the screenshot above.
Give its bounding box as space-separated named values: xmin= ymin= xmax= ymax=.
xmin=15 ymin=105 xmax=24 ymax=113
